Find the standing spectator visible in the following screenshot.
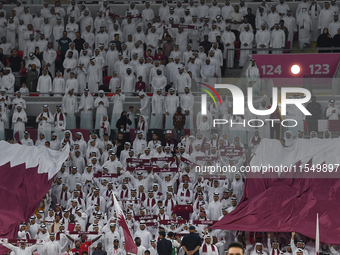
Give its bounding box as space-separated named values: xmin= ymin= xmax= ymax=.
xmin=58 ymin=31 xmax=72 ymax=63
xmin=157 ymin=231 xmax=172 ymax=255
xmin=317 ymin=28 xmax=333 ymax=52
xmin=12 ymin=105 xmax=27 ymax=141
xmin=326 ymin=99 xmax=340 ymax=120
xmin=37 ymin=68 xmax=52 ymax=97
xmin=62 ymin=88 xmax=78 ymax=129
xmin=26 ymin=64 xmax=39 ymax=92
xmin=173 ymin=107 xmax=186 ymax=141
xmin=306 ymin=95 xmax=322 ymax=132
xmin=181 ymin=226 xmax=202 ymax=255
xmin=239 ymin=25 xmax=254 ymax=66
xmin=43 ymin=42 xmax=57 ymax=78
xmin=36 ymin=105 xmax=54 ymax=141
xmin=8 ymin=49 xmax=23 ymax=91
xmin=297 ymin=8 xmax=312 ymax=49
xmin=78 ymin=89 xmax=94 ymax=130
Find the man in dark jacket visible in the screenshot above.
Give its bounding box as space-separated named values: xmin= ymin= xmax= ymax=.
xmin=173 ymin=106 xmax=186 ymax=141
xmin=181 ymin=226 xmax=202 ymax=255
xmin=157 ymin=231 xmax=172 ymax=255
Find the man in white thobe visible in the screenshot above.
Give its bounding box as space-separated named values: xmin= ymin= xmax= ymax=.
xmin=121 ymin=68 xmax=135 ymax=95
xmin=180 ymin=87 xmax=194 ymax=129
xmin=175 ymin=67 xmax=191 ymax=93
xmin=239 ymin=25 xmax=254 ymax=67
xmin=37 ymin=69 xmax=52 ymax=97
xmin=43 ymin=42 xmax=57 ymax=76
xmin=63 ymin=51 xmax=77 ymax=81
xmin=246 ymin=60 xmax=261 ymax=96
xmin=267 ymin=5 xmax=280 ymax=30
xmin=328 ymin=14 xmax=340 ymax=37
xmin=318 ymin=2 xmax=334 ymax=33
xmin=165 ymin=88 xmax=179 ymax=130
xmin=150 ymin=89 xmax=165 ymax=129
xmin=221 ymin=25 xmax=236 ymax=68
xmin=256 ymin=23 xmax=271 ymax=54
xmin=201 ymin=58 xmax=216 ymax=86
xmin=62 ymin=88 xmax=78 ymax=129
xmin=36 ymin=105 xmax=54 ymax=141
xmin=151 ymin=69 xmax=167 ymax=93
xmin=270 ymin=23 xmax=285 ymax=54
xmin=297 ymin=8 xmax=313 ymax=49
xmin=282 ymin=10 xmax=297 ymax=48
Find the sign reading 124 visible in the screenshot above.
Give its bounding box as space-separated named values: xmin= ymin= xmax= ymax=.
xmin=261 ymin=65 xmax=282 ymax=75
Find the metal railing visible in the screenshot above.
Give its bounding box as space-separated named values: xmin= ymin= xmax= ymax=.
xmin=226 ymin=47 xmax=340 ymax=54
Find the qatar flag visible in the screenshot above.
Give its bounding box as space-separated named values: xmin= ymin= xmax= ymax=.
xmin=0 ymin=141 xmax=69 ymax=254
xmin=112 ymin=195 xmax=138 ymax=254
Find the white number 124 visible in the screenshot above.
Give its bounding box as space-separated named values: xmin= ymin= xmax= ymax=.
xmin=261 ymin=65 xmax=282 ymax=75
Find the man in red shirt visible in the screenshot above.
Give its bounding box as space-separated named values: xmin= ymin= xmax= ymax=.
xmin=66 ymin=233 xmax=103 ymax=254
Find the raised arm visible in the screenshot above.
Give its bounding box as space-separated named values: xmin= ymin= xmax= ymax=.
xmin=66 ymin=235 xmax=75 ymax=243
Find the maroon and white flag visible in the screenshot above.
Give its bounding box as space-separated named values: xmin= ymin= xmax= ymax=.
xmin=112 ymin=195 xmax=138 ymax=254
xmin=0 ymin=141 xmax=69 ymax=254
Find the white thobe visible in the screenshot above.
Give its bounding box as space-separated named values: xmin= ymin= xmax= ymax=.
xmin=175 ymin=73 xmax=191 ymax=93
xmin=43 ymin=49 xmax=57 ymax=76
xmin=12 ymin=111 xmax=27 ymax=138
xmin=150 ymin=94 xmax=165 ymax=129
xmin=87 ymin=64 xmax=101 ymax=93
xmin=165 ymin=94 xmax=179 ymax=130
xmin=121 ymin=74 xmax=135 ymax=94
xmin=267 ymin=12 xmax=280 ymax=29
xmin=256 ymin=29 xmax=271 ymax=54
xmin=270 ymin=29 xmax=285 ymax=54
xmin=65 ymin=78 xmax=79 ymax=93
xmin=221 ymin=31 xmax=236 ymax=68
xmin=328 ymin=21 xmax=340 ymax=37
xmin=63 ymin=58 xmax=77 ymax=81
xmin=37 ymin=75 xmax=52 ymax=96
xmin=318 ymin=8 xmax=334 ymax=32
xmin=53 ymin=77 xmax=65 ymax=96
xmin=239 ymin=31 xmax=254 ymax=67
xmin=282 ymin=16 xmax=297 ymax=48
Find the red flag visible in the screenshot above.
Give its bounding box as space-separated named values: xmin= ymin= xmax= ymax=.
xmin=112 ymin=195 xmax=138 ymax=254
xmin=0 ymin=142 xmax=69 ymax=254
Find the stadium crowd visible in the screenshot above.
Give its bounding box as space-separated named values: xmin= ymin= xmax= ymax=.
xmin=0 ymin=1 xmax=339 ymax=255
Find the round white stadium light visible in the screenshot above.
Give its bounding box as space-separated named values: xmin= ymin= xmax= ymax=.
xmin=291 ymin=65 xmax=301 ymax=75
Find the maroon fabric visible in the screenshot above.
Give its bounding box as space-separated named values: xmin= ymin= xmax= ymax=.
xmin=328 ymin=120 xmax=340 ymax=132
xmin=0 ymin=162 xmax=54 ymax=254
xmin=212 ymin=173 xmax=340 ymax=244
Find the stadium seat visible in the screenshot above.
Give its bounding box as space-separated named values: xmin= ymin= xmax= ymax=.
xmin=234 ymin=41 xmax=240 ymax=60
xmin=17 ymin=51 xmax=23 ymax=59
xmin=284 ymin=41 xmax=291 ymax=53
xmin=104 ymin=76 xmax=112 ymax=85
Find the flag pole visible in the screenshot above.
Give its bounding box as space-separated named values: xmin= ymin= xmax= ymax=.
xmin=315 ymin=213 xmax=319 ymax=255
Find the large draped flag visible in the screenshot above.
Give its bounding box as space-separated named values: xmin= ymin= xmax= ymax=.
xmin=212 ymin=138 xmax=340 ymax=245
xmin=0 ymin=141 xmax=69 ymax=254
xmin=113 ymin=194 xmax=138 ymax=254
